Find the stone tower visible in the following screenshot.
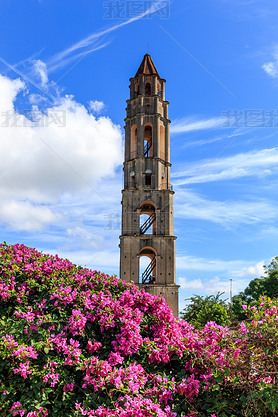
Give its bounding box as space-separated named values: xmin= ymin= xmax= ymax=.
xmin=119 ymin=54 xmax=179 ymax=317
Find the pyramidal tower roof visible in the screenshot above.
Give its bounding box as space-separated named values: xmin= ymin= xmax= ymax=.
xmin=135 ymin=54 xmax=161 ymax=78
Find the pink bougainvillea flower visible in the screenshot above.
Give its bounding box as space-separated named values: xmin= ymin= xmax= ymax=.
xmin=1 ymin=243 xmax=278 ymax=417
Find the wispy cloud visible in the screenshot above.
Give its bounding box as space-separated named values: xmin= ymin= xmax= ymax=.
xmin=177 ymin=256 xmax=267 ymax=294
xmin=178 ymin=275 xmax=250 ymax=298
xmin=0 ymin=56 xmax=57 ymax=102
xmin=181 ymin=136 xmax=224 ymax=150
xmin=177 ymin=254 xmax=260 ymax=274
xmin=178 ymin=277 xmax=204 ymax=291
xmin=173 ymin=147 xmax=278 ymax=185
xmin=89 ymin=100 xmax=105 ymax=114
xmin=33 ymin=60 xmax=48 ymax=87
xmin=232 ymin=261 xmax=267 ymax=278
xmin=262 ymin=45 xmax=278 ymax=78
xmin=47 ymin=1 xmax=167 ymax=73
xmin=171 ymin=116 xmax=225 ymax=134
xmin=175 ymin=189 xmax=277 ymax=226
xmin=48 ymin=43 xmax=110 ymax=74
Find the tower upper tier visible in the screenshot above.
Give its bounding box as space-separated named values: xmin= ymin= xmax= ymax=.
xmin=123 ymin=54 xmax=171 ymax=185
xmin=128 ymin=54 xmax=166 ymax=102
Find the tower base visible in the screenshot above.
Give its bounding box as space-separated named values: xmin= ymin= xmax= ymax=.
xmin=138 ymin=284 xmax=179 ymax=317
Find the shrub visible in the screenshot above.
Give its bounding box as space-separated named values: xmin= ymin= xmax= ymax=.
xmin=0 ymin=243 xmax=278 ymax=416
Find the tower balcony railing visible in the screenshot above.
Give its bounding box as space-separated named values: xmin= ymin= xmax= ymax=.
xmin=140 ymin=212 xmax=156 ymax=235
xmin=144 ymin=141 xmax=152 ymax=157
xmin=142 ymin=258 xmax=156 ymax=284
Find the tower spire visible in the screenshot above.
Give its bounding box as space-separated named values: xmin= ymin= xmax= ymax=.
xmin=134 ymin=53 xmax=162 ymax=79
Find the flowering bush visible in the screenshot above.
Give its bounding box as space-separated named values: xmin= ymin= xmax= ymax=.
xmin=0 ymin=243 xmax=278 ymax=416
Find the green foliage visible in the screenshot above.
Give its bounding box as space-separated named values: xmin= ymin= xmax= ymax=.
xmin=244 ymin=257 xmax=278 ymax=300
xmin=231 ymin=293 xmax=249 ymax=322
xmin=232 ymin=256 xmax=278 ymax=322
xmin=180 ymin=292 xmax=231 ymax=328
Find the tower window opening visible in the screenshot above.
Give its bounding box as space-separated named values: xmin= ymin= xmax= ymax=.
xmin=144 ymin=125 xmax=152 ymax=157
xmin=145 ymin=174 xmax=151 ymax=187
xmin=145 ymin=82 xmax=151 ymax=96
xmin=140 ymin=202 xmax=156 ymax=235
xmin=139 ymin=248 xmax=156 ymax=284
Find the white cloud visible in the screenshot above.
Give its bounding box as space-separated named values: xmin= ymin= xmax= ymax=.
xmin=0 ymin=56 xmax=57 ymax=102
xmin=173 ymin=148 xmax=278 ymax=185
xmin=177 ymin=254 xmax=253 ymax=274
xmin=232 ymin=261 xmax=267 ymax=278
xmin=177 ymin=274 xmax=254 ymax=300
xmin=177 ymin=256 xmax=268 ymax=297
xmin=171 ymin=116 xmax=224 ymax=134
xmin=33 ymin=59 xmax=48 ymax=87
xmin=46 ymin=248 xmax=120 ymax=272
xmin=178 ymin=277 xmax=204 ymax=290
xmin=0 ymin=74 xmax=122 ymax=231
xmin=0 ymin=200 xmax=60 ymax=231
xmin=204 ymin=276 xmax=250 ymax=297
xmin=89 ymin=100 xmax=105 ymax=114
xmin=66 ymin=226 xmax=104 ymax=249
xmin=48 ymin=43 xmax=110 ymax=73
xmin=175 ymin=189 xmax=276 ymax=226
xmin=263 ymin=61 xmax=278 ymax=78
xmin=0 ymin=74 xmax=25 ymax=111
xmin=262 ymin=46 xmax=278 ymax=78
xmin=177 ymin=255 xmax=269 ymax=281
xmin=182 ymin=136 xmax=224 ymax=149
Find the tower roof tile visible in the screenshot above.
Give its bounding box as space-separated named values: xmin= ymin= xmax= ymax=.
xmin=135 ymin=54 xmax=161 ymax=78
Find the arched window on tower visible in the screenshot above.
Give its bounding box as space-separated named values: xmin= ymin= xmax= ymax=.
xmin=144 ymin=125 xmax=152 ymax=157
xmin=139 ymin=247 xmax=156 ymax=284
xmin=145 ymin=82 xmax=151 ymax=96
xmin=130 ymin=125 xmax=137 ymax=159
xmin=140 ymin=201 xmax=156 ymax=235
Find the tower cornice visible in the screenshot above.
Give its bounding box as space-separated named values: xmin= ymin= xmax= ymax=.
xmin=123 ymin=158 xmax=172 ymax=167
xmin=124 ymin=115 xmax=171 ymax=124
xmin=119 ymin=235 xmax=177 ymax=240
xmin=126 ymin=97 xmax=170 ymax=105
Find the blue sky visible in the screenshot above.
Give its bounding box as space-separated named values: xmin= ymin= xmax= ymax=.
xmin=1 ymin=0 xmax=278 ymax=311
